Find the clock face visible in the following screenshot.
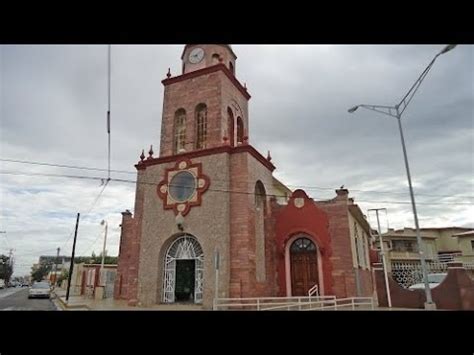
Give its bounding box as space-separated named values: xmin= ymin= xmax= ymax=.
xmin=188 ymin=47 xmax=205 ymax=64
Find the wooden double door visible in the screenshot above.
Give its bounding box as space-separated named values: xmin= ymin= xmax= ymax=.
xmin=290 ymin=237 xmax=319 ymax=296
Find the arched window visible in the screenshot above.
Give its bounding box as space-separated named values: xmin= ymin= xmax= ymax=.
xmin=255 ymin=181 xmax=266 ymax=282
xmin=255 ymin=180 xmax=266 ymax=209
xmin=227 ymin=107 xmax=235 ymax=147
xmin=195 ymin=104 xmax=207 ymax=150
xmin=229 ymin=61 xmax=234 ymax=74
xmin=236 ymin=117 xmax=244 ymax=144
xmin=212 ymin=53 xmax=220 ymax=65
xmin=174 ymin=109 xmax=186 ymax=154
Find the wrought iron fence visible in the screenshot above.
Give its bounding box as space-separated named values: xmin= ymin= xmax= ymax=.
xmin=391 ymin=261 xmax=474 ymax=288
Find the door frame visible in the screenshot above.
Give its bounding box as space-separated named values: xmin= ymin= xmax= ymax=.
xmin=285 ymin=234 xmax=324 ymax=297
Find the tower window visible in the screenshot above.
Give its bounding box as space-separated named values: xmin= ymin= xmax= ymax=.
xmin=212 ymin=53 xmax=220 ymax=65
xmin=229 ymin=61 xmax=234 ymax=74
xmin=227 ymin=107 xmax=234 ymax=147
xmin=236 ymin=117 xmax=244 ymax=144
xmin=174 ymin=109 xmax=186 ymax=154
xmin=195 ymin=104 xmax=207 ymax=150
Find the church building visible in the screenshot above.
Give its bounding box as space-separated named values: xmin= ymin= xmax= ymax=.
xmin=114 ymin=45 xmax=375 ymax=309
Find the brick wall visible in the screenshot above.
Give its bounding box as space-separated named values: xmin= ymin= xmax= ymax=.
xmin=160 ymin=70 xmax=249 ymax=158
xmin=317 ymin=190 xmax=357 ymax=298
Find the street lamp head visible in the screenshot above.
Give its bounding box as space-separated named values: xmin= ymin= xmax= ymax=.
xmin=100 ymin=220 xmax=106 ymax=226
xmin=439 ymin=44 xmax=457 ymax=55
xmin=348 ymin=106 xmax=359 ymax=113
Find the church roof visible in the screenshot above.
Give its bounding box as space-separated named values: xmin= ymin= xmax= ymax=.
xmin=180 ymin=44 xmax=237 ymax=60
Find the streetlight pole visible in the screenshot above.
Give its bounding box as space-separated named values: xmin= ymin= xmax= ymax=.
xmin=100 ymin=220 xmax=108 ymax=286
xmin=369 ymin=208 xmax=392 ymax=308
xmin=348 ymin=45 xmax=457 ymax=309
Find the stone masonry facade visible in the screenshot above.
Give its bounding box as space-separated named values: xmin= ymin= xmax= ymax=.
xmin=114 ymin=45 xmax=375 ymax=309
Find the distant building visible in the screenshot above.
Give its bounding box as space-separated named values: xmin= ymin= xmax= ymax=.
xmin=373 ymin=227 xmax=474 ymax=269
xmin=38 ymin=255 xmax=71 ymax=270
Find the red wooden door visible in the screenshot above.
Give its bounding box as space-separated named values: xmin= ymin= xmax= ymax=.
xmin=290 ymin=238 xmax=319 ymax=296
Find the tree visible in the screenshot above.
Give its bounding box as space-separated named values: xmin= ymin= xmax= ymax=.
xmin=31 ymin=262 xmax=52 ymax=282
xmin=57 ymin=269 xmax=69 ymax=287
xmin=73 ymin=252 xmax=117 ymax=265
xmin=0 ymin=255 xmax=13 ymax=284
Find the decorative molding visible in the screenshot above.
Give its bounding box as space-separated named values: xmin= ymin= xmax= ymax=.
xmin=156 ymin=159 xmax=210 ymax=216
xmin=136 ymin=144 xmax=276 ymax=172
xmin=162 ymin=63 xmax=251 ymax=100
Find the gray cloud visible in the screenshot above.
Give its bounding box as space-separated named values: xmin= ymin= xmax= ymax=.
xmin=1 ymin=44 xmax=473 ymax=276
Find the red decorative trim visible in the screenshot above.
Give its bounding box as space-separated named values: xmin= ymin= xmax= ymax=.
xmin=136 ymin=144 xmax=276 ymax=172
xmin=156 ymin=159 xmax=210 ymax=217
xmin=162 ymin=64 xmax=251 ymax=100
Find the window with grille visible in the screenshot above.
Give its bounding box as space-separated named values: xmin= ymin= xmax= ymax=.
xmin=195 ymin=104 xmax=207 ymax=149
xmin=290 ymin=237 xmax=316 ymax=252
xmin=174 ymin=109 xmax=186 ymax=154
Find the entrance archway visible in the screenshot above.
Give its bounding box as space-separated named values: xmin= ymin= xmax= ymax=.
xmin=163 ymin=235 xmax=204 ymax=304
xmin=290 ymin=237 xmax=319 ymax=296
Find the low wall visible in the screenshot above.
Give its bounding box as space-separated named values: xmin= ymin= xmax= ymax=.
xmin=374 ymin=262 xmax=474 ymax=310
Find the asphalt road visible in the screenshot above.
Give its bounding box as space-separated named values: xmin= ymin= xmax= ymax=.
xmin=0 ymin=287 xmax=57 ymax=310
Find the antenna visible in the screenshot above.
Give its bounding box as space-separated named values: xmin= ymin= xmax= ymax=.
xmin=107 ymin=44 xmax=111 ymax=182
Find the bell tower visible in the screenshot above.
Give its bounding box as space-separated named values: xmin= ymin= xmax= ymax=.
xmin=159 ymin=44 xmax=251 ymax=157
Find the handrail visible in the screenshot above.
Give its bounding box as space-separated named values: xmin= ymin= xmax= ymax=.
xmin=213 ymin=295 xmax=375 ymax=311
xmin=308 ymin=284 xmax=319 ymax=297
xmin=213 ymin=295 xmax=337 ymax=310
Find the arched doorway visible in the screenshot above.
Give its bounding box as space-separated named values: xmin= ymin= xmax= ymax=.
xmin=163 ymin=235 xmax=204 ymax=304
xmin=290 ymin=237 xmax=319 ymax=296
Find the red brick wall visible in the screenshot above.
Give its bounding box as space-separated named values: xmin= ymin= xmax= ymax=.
xmin=114 ymin=212 xmax=137 ymax=301
xmin=258 ymin=199 xmax=278 ymax=297
xmin=114 ymin=172 xmax=145 ymax=304
xmin=159 ymin=73 xmax=220 ymax=157
xmin=228 ymin=152 xmax=257 ymax=298
xmin=358 ymin=268 xmax=374 ymax=297
xmin=317 ymin=190 xmax=357 ymax=298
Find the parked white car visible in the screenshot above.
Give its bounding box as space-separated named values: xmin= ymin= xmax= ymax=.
xmin=28 ymin=281 xmax=51 ymax=299
xmin=0 ymin=279 xmax=5 ymax=289
xmin=409 ymin=273 xmax=447 ymax=290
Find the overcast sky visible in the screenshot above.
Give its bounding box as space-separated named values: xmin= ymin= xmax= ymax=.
xmin=1 ymin=45 xmax=473 ymax=276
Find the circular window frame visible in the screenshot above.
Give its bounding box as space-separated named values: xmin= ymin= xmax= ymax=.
xmin=168 ymin=170 xmax=198 ymax=203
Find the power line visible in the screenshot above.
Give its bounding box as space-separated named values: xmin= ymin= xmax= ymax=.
xmin=6 ymin=180 xmax=110 ymax=259
xmin=2 ymin=158 xmax=473 ymax=200
xmin=1 ymin=169 xmax=471 ymax=206
xmin=0 ymin=158 xmax=135 ymax=175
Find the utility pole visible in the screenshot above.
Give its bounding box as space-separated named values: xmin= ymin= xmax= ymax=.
xmin=214 ymin=249 xmax=220 ymax=301
xmin=100 ymin=220 xmax=108 ymax=286
xmin=66 ymin=213 xmax=80 ymax=302
xmin=369 ymin=208 xmax=392 ymax=308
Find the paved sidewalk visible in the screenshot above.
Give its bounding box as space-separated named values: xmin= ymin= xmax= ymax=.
xmin=52 ymin=289 xmax=430 ymax=311
xmin=53 ymin=289 xmax=204 ymax=311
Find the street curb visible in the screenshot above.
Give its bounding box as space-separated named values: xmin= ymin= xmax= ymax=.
xmin=51 ymin=295 xmax=64 ymax=311
xmin=52 ymin=291 xmax=90 ymax=310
